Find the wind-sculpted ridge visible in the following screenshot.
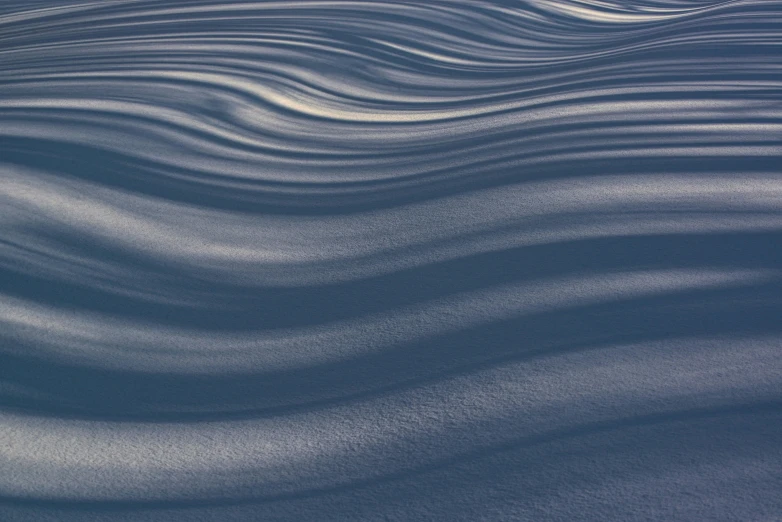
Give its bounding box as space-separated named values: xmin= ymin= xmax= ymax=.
xmin=1 ymin=0 xmax=781 ymax=520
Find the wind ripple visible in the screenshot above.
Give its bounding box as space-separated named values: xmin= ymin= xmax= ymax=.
xmin=1 ymin=0 xmax=781 ymax=520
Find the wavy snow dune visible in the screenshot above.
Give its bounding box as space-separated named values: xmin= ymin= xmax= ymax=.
xmin=1 ymin=0 xmax=781 ymax=520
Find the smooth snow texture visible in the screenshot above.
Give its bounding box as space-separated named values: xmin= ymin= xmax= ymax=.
xmin=1 ymin=0 xmax=781 ymax=520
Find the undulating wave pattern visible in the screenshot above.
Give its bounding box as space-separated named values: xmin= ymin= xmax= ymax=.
xmin=1 ymin=0 xmax=782 ymax=520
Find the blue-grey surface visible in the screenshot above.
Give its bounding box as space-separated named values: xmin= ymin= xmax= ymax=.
xmin=1 ymin=0 xmax=781 ymax=520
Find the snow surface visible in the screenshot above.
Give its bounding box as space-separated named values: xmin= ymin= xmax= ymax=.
xmin=1 ymin=0 xmax=781 ymax=520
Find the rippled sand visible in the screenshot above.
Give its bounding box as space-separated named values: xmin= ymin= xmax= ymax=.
xmin=1 ymin=1 xmax=781 ymax=520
